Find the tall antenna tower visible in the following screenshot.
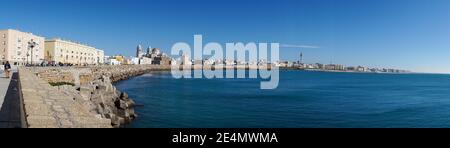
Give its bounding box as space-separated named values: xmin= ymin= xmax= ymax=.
xmin=300 ymin=52 xmax=303 ymax=64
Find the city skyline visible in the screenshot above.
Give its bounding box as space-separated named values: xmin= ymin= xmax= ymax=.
xmin=1 ymin=0 xmax=450 ymax=73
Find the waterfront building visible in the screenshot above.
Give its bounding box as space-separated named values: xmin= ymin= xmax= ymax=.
xmin=114 ymin=55 xmax=126 ymax=64
xmin=248 ymin=61 xmax=257 ymax=66
xmin=356 ymin=66 xmax=365 ymax=72
xmin=346 ymin=66 xmax=356 ymax=71
xmin=104 ymin=56 xmax=110 ymax=64
xmin=105 ymin=55 xmax=126 ymax=65
xmin=131 ymin=57 xmax=139 ymax=65
xmin=236 ymin=60 xmax=246 ymax=66
xmin=0 ymin=29 xmax=45 ymax=65
xmin=108 ymin=59 xmax=121 ymax=65
xmin=147 ymin=48 xmax=171 ymax=65
xmin=336 ymin=64 xmax=345 ymax=71
xmin=136 ymin=45 xmax=144 ymax=58
xmin=124 ymin=58 xmax=133 ymax=65
xmin=215 ymin=59 xmax=224 ymax=66
xmin=204 ymin=59 xmax=214 ymax=65
xmin=153 ymin=55 xmax=171 ymax=65
xmin=193 ymin=59 xmax=203 ymax=65
xmin=105 ymin=56 xmax=121 ymax=65
xmin=305 ymin=64 xmax=315 ymax=69
xmin=275 ymin=61 xmax=285 ymax=67
xmin=325 ymin=64 xmax=345 ymax=71
xmin=45 ymin=38 xmax=104 ymax=65
xmin=133 ymin=56 xmax=152 ymax=65
xmin=315 ymin=63 xmax=324 ymax=69
xmin=181 ymin=54 xmax=192 ymax=65
xmin=141 ymin=57 xmax=152 ymax=65
xmin=273 ymin=61 xmax=282 ymax=67
xmin=257 ymin=59 xmax=267 ymax=66
xmin=225 ymin=59 xmax=235 ymax=66
xmin=96 ymin=49 xmax=105 ymax=64
xmin=286 ymin=61 xmax=294 ymax=67
xmin=324 ymin=64 xmax=334 ymax=70
xmin=149 ymin=48 xmax=161 ymax=58
xmin=146 ymin=46 xmax=151 ymax=55
xmin=133 ymin=45 xmax=153 ymax=65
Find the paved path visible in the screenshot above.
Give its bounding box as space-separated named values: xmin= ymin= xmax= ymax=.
xmin=0 ymin=76 xmax=10 ymax=109
xmin=0 ymin=66 xmax=17 ymax=109
xmin=0 ymin=66 xmax=22 ymax=128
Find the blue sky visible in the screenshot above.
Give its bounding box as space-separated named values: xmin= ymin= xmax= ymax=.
xmin=1 ymin=0 xmax=450 ymax=73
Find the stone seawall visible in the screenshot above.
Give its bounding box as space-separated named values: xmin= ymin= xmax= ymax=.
xmin=19 ymin=65 xmax=170 ymax=128
xmin=19 ymin=68 xmax=112 ymax=128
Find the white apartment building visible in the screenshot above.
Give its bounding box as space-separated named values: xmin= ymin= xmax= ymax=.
xmin=0 ymin=29 xmax=45 ymax=65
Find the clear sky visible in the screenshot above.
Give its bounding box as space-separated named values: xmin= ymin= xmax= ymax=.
xmin=1 ymin=0 xmax=450 ymax=73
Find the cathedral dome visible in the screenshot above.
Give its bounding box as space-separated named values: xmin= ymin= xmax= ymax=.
xmin=151 ymin=48 xmax=161 ymax=55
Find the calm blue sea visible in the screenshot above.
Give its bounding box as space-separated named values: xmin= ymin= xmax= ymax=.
xmin=115 ymin=70 xmax=450 ymax=128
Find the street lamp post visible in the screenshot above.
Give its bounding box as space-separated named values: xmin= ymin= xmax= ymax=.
xmin=28 ymin=39 xmax=38 ymax=66
xmin=26 ymin=53 xmax=29 ymax=65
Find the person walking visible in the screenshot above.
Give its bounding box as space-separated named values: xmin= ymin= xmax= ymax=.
xmin=4 ymin=61 xmax=11 ymax=78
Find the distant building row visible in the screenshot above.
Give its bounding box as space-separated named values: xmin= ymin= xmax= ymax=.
xmin=0 ymin=29 xmax=104 ymax=65
xmin=104 ymin=45 xmax=172 ymax=66
xmin=276 ymin=61 xmax=409 ymax=73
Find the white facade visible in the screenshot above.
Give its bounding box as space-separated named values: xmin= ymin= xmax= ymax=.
xmin=204 ymin=59 xmax=214 ymax=65
xmin=140 ymin=57 xmax=152 ymax=65
xmin=225 ymin=60 xmax=235 ymax=66
xmin=45 ymin=38 xmax=104 ymax=65
xmin=131 ymin=57 xmax=140 ymax=65
xmin=0 ymin=29 xmax=45 ymax=65
xmin=181 ymin=54 xmax=192 ymax=65
xmin=95 ymin=49 xmax=105 ymax=64
xmin=131 ymin=57 xmax=152 ymax=65
xmin=106 ymin=58 xmax=121 ymax=65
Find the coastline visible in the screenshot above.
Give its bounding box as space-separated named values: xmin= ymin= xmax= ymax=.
xmin=277 ymin=67 xmax=413 ymax=74
xmin=16 ymin=65 xmax=419 ymax=128
xmin=114 ymin=69 xmax=450 ymax=128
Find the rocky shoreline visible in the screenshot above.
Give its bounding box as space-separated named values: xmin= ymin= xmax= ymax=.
xmin=21 ymin=65 xmax=170 ymax=128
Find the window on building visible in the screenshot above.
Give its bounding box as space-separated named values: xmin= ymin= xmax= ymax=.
xmin=2 ymin=34 xmax=5 ymax=38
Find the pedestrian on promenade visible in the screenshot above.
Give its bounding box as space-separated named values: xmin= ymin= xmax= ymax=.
xmin=4 ymin=61 xmax=11 ymax=78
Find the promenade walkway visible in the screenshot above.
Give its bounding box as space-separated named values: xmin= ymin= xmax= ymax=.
xmin=0 ymin=66 xmax=22 ymax=128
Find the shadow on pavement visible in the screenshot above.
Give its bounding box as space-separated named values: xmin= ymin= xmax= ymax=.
xmin=0 ymin=72 xmax=22 ymax=128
